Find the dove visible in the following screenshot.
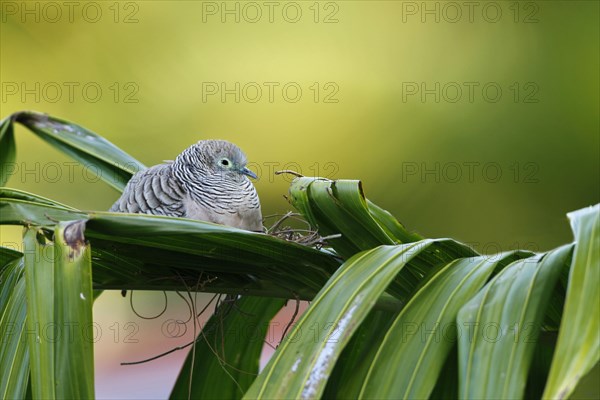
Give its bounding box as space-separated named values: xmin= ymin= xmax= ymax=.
xmin=109 ymin=140 xmax=263 ymax=231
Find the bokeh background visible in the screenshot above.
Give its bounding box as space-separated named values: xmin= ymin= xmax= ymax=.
xmin=1 ymin=1 xmax=598 ymax=398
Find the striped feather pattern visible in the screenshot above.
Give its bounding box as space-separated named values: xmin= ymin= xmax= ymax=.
xmin=109 ymin=140 xmax=263 ymax=231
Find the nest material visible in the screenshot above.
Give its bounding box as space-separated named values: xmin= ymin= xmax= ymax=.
xmin=264 ymin=212 xmax=340 ymax=249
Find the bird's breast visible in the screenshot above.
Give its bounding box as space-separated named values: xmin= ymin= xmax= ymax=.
xmin=183 ymin=180 xmax=262 ymax=231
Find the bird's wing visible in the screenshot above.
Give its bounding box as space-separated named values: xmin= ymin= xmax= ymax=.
xmin=109 ymin=163 xmax=187 ymax=217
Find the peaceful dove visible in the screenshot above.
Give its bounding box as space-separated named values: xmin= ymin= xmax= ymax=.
xmin=109 ymin=140 xmax=263 ymax=231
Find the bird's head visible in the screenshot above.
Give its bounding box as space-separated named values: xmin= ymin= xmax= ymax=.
xmin=175 ymin=140 xmax=258 ymax=181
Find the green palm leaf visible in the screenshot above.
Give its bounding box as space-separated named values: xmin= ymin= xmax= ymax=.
xmin=170 ymin=296 xmax=285 ymax=399
xmin=245 ymin=239 xmax=469 ymax=399
xmin=457 ymin=244 xmax=573 ymax=399
xmin=0 ymin=115 xmax=16 ymax=186
xmin=0 ymin=254 xmax=28 ymax=400
xmin=543 ymin=205 xmax=600 ymax=399
xmin=24 ymin=222 xmax=95 ymax=398
xmin=359 ymin=252 xmax=532 ymax=399
xmin=0 ymin=111 xmax=145 ymax=189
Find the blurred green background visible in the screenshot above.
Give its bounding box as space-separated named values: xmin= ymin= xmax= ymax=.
xmin=1 ymin=0 xmax=598 ymax=398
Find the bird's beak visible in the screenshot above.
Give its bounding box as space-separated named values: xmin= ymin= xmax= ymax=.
xmin=241 ymin=167 xmax=258 ymax=180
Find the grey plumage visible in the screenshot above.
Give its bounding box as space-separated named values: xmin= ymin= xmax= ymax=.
xmin=110 ymin=140 xmax=263 ymax=231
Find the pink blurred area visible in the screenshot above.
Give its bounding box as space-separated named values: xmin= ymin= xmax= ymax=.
xmin=94 ymin=291 xmax=308 ymax=399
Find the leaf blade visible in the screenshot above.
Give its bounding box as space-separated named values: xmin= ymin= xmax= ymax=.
xmin=53 ymin=221 xmax=95 ymax=398
xmin=0 ymin=115 xmax=16 ymax=186
xmin=288 ymin=178 xmax=398 ymax=258
xmin=13 ymin=111 xmax=145 ymax=191
xmin=23 ymin=228 xmax=56 ymax=399
xmin=170 ymin=296 xmax=285 ymax=399
xmin=543 ymin=205 xmax=600 ymax=399
xmin=359 ymin=252 xmax=528 ymax=399
xmin=457 ymin=245 xmax=573 ymax=399
xmin=0 ymin=256 xmax=29 ymax=400
xmin=245 ymin=240 xmax=459 ymax=399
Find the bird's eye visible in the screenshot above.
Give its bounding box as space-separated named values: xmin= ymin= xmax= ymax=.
xmin=220 ymin=159 xmax=230 ymax=166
